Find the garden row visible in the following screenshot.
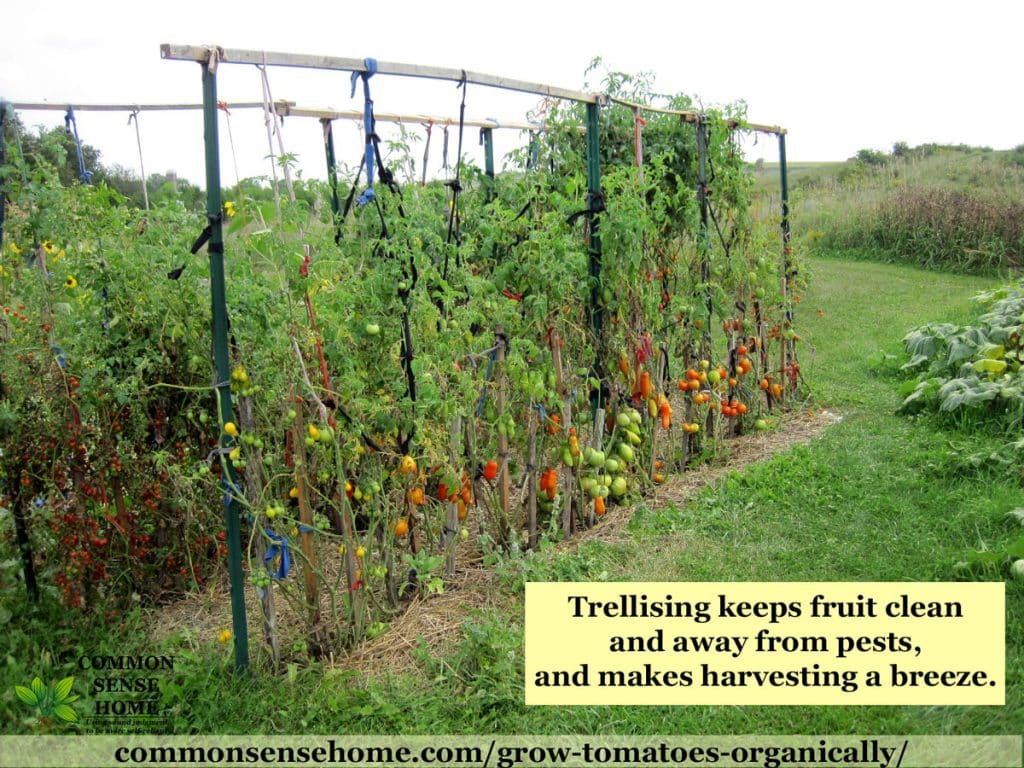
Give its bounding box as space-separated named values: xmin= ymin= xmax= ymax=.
xmin=0 ymin=51 xmax=801 ymax=669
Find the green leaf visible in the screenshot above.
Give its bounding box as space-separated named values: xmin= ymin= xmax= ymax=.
xmin=53 ymin=677 xmax=75 ymax=704
xmin=30 ymin=678 xmax=46 ymax=701
xmin=972 ymin=358 xmax=1007 ymax=374
xmin=53 ymin=704 xmax=79 ymax=723
xmin=15 ymin=686 xmax=39 ymax=707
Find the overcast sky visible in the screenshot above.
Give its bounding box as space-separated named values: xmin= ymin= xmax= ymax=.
xmin=3 ymin=0 xmax=1022 ymax=186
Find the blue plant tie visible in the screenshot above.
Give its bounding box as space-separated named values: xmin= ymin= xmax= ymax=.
xmin=263 ymin=529 xmax=291 ymax=580
xmin=50 ymin=344 xmax=67 ymax=369
xmin=63 ymin=106 xmax=93 ymax=185
xmin=297 ymin=523 xmax=317 ymax=535
xmin=350 ymin=59 xmax=378 ymax=207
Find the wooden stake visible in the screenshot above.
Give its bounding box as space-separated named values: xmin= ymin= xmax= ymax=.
xmin=548 ymin=328 xmax=574 ymax=536
xmin=589 ymin=408 xmax=605 ymax=528
xmin=495 ymin=327 xmax=511 ymax=538
xmin=445 ymin=415 xmax=461 ymax=576
xmin=289 ymin=402 xmax=323 ymax=650
xmin=238 ymin=393 xmax=280 ymax=668
xmin=526 ymin=414 xmax=538 ymax=550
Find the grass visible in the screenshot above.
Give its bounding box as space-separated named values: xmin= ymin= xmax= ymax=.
xmin=3 ymin=256 xmax=1022 ymax=737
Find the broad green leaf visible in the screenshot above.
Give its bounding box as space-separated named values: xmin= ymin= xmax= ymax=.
xmin=53 ymin=704 xmax=79 ymax=723
xmin=14 ymin=686 xmax=38 ymax=707
xmin=54 ymin=677 xmax=75 ymax=704
xmin=980 ymin=343 xmax=1006 ymax=360
xmin=899 ymin=354 xmax=929 ymax=372
xmin=30 ymin=678 xmax=45 ymax=701
xmin=973 ymin=359 xmax=1007 ymax=374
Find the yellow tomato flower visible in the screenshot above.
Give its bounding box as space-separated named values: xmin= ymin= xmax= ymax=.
xmin=64 ymin=275 xmax=78 ymax=289
xmin=9 ymin=242 xmax=21 ymax=255
xmin=224 ymin=201 xmax=236 ymax=218
xmin=217 ymin=629 xmax=232 ymax=644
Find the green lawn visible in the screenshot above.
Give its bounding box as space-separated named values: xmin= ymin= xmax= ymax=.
xmin=4 ymin=255 xmax=1021 ymax=737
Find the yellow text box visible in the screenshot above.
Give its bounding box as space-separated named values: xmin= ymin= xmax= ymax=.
xmin=524 ymin=582 xmax=1004 ymax=705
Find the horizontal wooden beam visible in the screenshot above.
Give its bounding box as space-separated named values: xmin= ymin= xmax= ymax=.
xmin=609 ymin=96 xmax=785 ymax=135
xmin=161 ymin=44 xmax=602 ymax=104
xmin=610 ymin=96 xmax=699 ymax=121
xmin=3 ymin=101 xmax=276 ymax=113
xmin=275 ymin=103 xmax=538 ymax=132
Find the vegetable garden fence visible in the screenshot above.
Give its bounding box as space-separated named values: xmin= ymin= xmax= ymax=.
xmin=0 ymin=44 xmax=799 ymax=674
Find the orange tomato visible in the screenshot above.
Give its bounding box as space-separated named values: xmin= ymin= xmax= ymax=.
xmin=409 ymin=487 xmax=425 ymax=506
xmin=394 ymin=517 xmax=409 ymax=537
xmin=546 ymin=413 xmax=561 ymax=436
xmin=594 ymin=497 xmax=606 ymax=516
xmin=483 ymin=460 xmax=498 ymax=481
xmin=737 ymin=344 xmax=748 ymax=356
xmin=639 ymin=370 xmax=652 ymax=399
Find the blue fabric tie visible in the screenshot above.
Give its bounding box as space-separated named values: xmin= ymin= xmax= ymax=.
xmin=263 ymin=529 xmax=291 ymax=580
xmin=350 ymin=59 xmax=378 ymax=207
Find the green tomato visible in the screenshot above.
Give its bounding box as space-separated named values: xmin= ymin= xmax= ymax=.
xmin=610 ymin=476 xmax=628 ymax=497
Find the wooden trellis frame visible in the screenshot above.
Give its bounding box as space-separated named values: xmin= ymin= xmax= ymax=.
xmin=153 ymin=44 xmax=793 ymax=673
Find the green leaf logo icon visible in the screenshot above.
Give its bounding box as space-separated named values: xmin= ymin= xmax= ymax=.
xmin=14 ymin=676 xmax=79 ymax=725
xmin=54 ymin=704 xmax=79 ymax=724
xmin=14 ymin=685 xmax=38 ymax=706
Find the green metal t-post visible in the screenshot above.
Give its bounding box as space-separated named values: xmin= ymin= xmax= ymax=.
xmin=585 ymin=101 xmax=604 ymax=409
xmin=202 ymin=61 xmax=250 ymax=674
xmin=321 ymin=119 xmax=341 ymax=236
xmin=695 ymin=118 xmax=712 ymax=337
xmin=0 ymin=101 xmax=7 ymax=251
xmin=481 ymin=127 xmax=495 ymax=203
xmin=778 ymin=132 xmax=794 ymax=373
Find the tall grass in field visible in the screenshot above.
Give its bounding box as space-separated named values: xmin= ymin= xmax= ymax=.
xmin=772 ymin=145 xmax=1024 ymax=274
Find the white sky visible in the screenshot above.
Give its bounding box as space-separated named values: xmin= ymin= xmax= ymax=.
xmin=3 ymin=0 xmax=1022 ymax=186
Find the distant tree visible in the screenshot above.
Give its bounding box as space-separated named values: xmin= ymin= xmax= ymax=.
xmin=852 ymin=148 xmax=888 ymax=167
xmin=892 ymin=141 xmax=910 ymax=159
